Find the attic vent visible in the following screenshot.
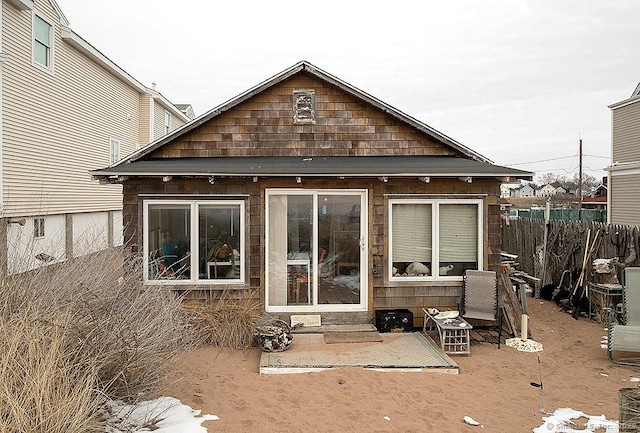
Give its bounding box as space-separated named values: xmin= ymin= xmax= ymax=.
xmin=293 ymin=90 xmax=315 ymax=124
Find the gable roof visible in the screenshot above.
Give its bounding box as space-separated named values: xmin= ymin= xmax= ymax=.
xmin=114 ymin=61 xmax=493 ymax=167
xmin=609 ymin=81 xmax=640 ymax=110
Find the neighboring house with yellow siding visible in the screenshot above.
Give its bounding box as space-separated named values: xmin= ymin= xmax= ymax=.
xmin=0 ymin=0 xmax=191 ymax=273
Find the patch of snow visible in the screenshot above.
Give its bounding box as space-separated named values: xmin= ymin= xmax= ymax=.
xmin=104 ymin=397 xmax=218 ymax=433
xmin=533 ymin=408 xmax=617 ymax=433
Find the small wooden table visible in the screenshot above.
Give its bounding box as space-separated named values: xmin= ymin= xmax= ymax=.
xmin=422 ymin=308 xmax=473 ymax=355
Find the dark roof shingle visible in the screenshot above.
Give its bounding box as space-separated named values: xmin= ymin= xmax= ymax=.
xmin=91 ymin=155 xmax=532 ymax=179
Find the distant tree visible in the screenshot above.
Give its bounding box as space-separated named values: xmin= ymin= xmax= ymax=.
xmin=571 ymin=172 xmax=599 ymax=195
xmin=535 ymin=172 xmax=559 ymax=188
xmin=534 ymin=172 xmax=599 ymax=195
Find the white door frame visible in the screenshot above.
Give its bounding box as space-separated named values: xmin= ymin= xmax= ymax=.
xmin=265 ymin=188 xmax=368 ymax=313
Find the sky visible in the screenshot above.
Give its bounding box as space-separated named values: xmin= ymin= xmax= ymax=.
xmin=55 ymin=0 xmax=640 ymax=183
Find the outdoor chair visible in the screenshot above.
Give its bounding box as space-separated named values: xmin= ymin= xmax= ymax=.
xmin=460 ymin=270 xmax=504 ymax=348
xmin=606 ymin=267 xmax=640 ymax=366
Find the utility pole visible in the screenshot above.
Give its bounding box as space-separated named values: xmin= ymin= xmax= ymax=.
xmin=578 ymin=138 xmax=583 ymax=213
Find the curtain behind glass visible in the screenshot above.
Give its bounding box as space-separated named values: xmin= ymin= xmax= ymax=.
xmin=268 ymin=195 xmax=288 ymax=305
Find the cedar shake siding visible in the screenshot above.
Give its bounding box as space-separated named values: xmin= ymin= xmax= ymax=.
xmin=95 ymin=62 xmax=531 ymax=326
xmin=152 ymin=74 xmax=459 ymax=160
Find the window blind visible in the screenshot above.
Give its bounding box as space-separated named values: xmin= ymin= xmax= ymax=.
xmin=392 ymin=203 xmax=432 ymax=262
xmin=439 ymin=204 xmax=477 ymax=262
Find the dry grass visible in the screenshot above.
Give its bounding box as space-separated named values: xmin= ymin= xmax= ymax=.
xmin=0 ymin=241 xmax=264 ymax=431
xmin=184 ymin=291 xmax=263 ymax=349
xmin=0 ymin=248 xmax=195 ymax=431
xmin=0 ymin=312 xmax=103 ymax=433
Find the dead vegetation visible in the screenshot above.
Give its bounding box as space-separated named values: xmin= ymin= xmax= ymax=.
xmin=184 ymin=290 xmax=263 ymax=349
xmin=0 ymin=240 xmax=266 ymax=432
xmin=0 ymin=248 xmax=195 ymax=432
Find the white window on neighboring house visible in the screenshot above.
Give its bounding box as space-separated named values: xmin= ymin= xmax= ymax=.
xmin=164 ymin=111 xmax=171 ymax=135
xmin=389 ymin=198 xmax=483 ymax=280
xmin=109 ymin=138 xmax=120 ymax=164
xmin=33 ymin=13 xmax=53 ymax=71
xmin=34 ymin=218 xmax=45 ymax=238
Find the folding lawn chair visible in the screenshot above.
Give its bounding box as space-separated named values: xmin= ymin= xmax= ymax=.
xmin=461 ymin=270 xmax=504 ymax=348
xmin=607 ymin=267 xmax=640 ymax=366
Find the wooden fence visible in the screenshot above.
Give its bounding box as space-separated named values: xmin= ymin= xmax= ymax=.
xmin=502 ymin=219 xmax=640 ymax=287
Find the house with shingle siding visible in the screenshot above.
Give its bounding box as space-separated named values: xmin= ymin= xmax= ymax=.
xmin=92 ymin=61 xmax=531 ymax=327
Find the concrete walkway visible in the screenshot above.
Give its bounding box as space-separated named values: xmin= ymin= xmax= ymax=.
xmin=259 ymin=332 xmax=459 ymax=374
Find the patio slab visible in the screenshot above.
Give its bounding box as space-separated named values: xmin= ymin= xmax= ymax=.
xmin=259 ymin=332 xmax=459 ymax=374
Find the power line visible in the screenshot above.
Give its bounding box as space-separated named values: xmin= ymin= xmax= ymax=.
xmin=506 ymin=154 xmax=609 ymax=168
xmin=505 ymin=155 xmax=576 ymax=166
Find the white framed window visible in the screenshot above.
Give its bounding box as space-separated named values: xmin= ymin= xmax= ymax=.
xmin=388 ymin=198 xmax=482 ymax=281
xmin=164 ymin=111 xmax=171 ymax=135
xmin=33 ymin=12 xmax=54 ymax=72
xmin=109 ymin=138 xmax=120 ymax=165
xmin=34 ymin=217 xmax=45 ymax=238
xmin=143 ymin=199 xmax=245 ymax=285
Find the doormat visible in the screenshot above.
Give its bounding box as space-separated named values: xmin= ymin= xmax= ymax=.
xmin=324 ymin=331 xmax=383 ymax=344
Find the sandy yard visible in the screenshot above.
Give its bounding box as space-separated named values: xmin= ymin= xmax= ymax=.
xmin=163 ymin=299 xmax=640 ymax=433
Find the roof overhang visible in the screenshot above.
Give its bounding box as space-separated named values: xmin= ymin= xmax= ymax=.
xmin=6 ymin=0 xmax=34 ymax=10
xmin=606 ymin=160 xmax=640 ymax=175
xmin=91 ymin=155 xmax=533 ymax=183
xmin=608 ymin=94 xmax=640 ymax=110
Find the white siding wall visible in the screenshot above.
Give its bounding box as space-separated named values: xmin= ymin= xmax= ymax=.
xmin=152 ymin=100 xmax=166 ymax=140
xmin=112 ymin=209 xmax=123 ymax=247
xmin=72 ymin=211 xmax=109 ymax=257
xmin=170 ymin=108 xmax=183 ymax=131
xmin=2 ymin=2 xmax=140 ymax=217
xmin=7 ymin=214 xmax=66 ymax=273
xmin=612 ymin=101 xmax=640 ymax=164
xmin=610 ymin=172 xmax=640 ymax=226
xmin=610 ymin=99 xmax=640 ymax=225
xmin=1 ymin=2 xmax=188 ymax=271
xmin=139 ymin=93 xmax=151 ymax=147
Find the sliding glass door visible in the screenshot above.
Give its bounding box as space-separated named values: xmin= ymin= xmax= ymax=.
xmin=266 ymin=189 xmax=367 ymax=312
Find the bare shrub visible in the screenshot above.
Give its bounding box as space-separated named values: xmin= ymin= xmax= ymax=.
xmin=184 ymin=291 xmax=262 ymax=349
xmin=0 ymin=247 xmax=195 ymax=430
xmin=0 ymin=311 xmax=103 ymax=433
